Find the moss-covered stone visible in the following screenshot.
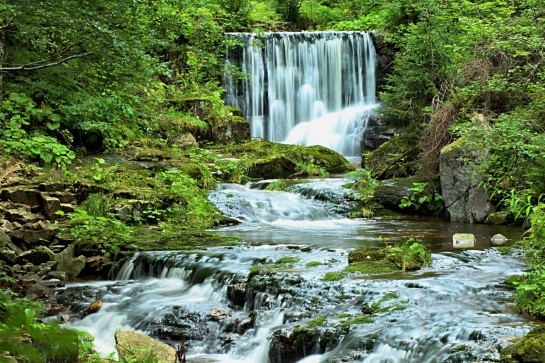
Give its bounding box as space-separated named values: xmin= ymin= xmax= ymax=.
xmin=500 ymin=325 xmax=545 ymax=363
xmin=347 ymin=242 xmax=431 ymax=274
xmin=218 ymin=140 xmax=355 ymax=179
xmin=363 ymin=134 xmax=419 ymax=180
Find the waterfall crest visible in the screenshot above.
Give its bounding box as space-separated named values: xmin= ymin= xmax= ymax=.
xmin=225 ymin=31 xmax=378 ymax=156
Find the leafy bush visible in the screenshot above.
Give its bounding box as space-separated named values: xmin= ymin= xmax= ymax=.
xmin=0 ymin=289 xmax=80 ymax=362
xmin=68 ymin=209 xmax=135 ymax=259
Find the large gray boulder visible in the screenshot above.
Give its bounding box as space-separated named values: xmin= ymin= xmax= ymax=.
xmin=55 ymin=245 xmax=86 ymax=279
xmin=440 ymin=137 xmax=494 ymax=223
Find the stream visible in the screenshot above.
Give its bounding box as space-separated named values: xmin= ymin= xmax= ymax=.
xmin=60 ymin=178 xmax=535 ymax=362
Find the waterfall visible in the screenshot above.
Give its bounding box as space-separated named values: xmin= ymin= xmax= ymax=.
xmin=224 ymin=31 xmax=378 ymax=156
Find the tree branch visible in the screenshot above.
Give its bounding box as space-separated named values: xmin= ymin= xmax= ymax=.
xmin=0 ymin=23 xmax=14 ymax=31
xmin=0 ymin=51 xmax=92 ymax=72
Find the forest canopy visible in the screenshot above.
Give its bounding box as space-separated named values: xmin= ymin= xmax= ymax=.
xmin=1 ymin=0 xmax=545 ymax=208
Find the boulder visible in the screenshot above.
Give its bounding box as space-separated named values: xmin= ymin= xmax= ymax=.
xmin=5 ymin=207 xmax=45 ymax=224
xmin=206 ymin=115 xmax=251 ymax=145
xmin=115 ymin=330 xmax=176 ymax=363
xmin=14 ymin=246 xmax=56 ymax=265
xmin=1 ymin=187 xmax=41 ymax=206
xmin=11 ymin=223 xmax=59 ymax=245
xmin=50 ymin=191 xmax=77 ymax=204
xmin=56 ymin=251 xmax=86 ymax=279
xmin=40 ymin=194 xmax=62 ymax=220
xmin=453 ymin=233 xmax=475 ymax=248
xmin=491 ymin=234 xmax=509 ymax=246
xmin=440 ymin=137 xmax=495 ymax=223
xmin=485 ymin=211 xmax=512 ymax=225
xmin=363 ymin=134 xmax=419 ymax=180
xmin=501 ymin=325 xmax=545 ymax=363
xmin=88 ymin=300 xmax=102 ymax=314
xmin=168 ymin=132 xmax=199 ymax=148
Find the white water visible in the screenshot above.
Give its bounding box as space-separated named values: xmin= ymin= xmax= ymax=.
xmin=225 ymin=32 xmax=379 ymax=156
xmin=61 ymin=180 xmax=534 ymax=362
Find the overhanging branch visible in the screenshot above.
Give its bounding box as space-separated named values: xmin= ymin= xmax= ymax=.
xmin=0 ymin=51 xmax=92 ymax=72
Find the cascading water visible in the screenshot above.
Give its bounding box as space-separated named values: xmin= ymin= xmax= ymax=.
xmin=224 ymin=32 xmax=379 ymax=156
xmin=60 ymin=179 xmax=535 ymax=362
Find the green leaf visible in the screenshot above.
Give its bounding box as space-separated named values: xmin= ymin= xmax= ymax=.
xmin=41 ymin=153 xmax=53 ymax=164
xmin=46 ymin=121 xmax=60 ymax=130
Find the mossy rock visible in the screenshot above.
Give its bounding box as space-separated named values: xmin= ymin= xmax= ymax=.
xmin=347 ymin=243 xmax=431 ymax=274
xmin=220 ymin=140 xmax=355 ymax=179
xmin=363 ymin=134 xmax=419 ymax=179
xmin=346 ymin=247 xmax=401 ymax=274
xmin=500 ymin=325 xmax=545 ymax=363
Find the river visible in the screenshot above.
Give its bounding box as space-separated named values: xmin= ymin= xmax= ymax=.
xmin=60 ymin=178 xmax=535 ymax=362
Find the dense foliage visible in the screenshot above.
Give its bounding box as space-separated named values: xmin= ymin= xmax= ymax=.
xmin=3 ymin=0 xmax=545 ymax=360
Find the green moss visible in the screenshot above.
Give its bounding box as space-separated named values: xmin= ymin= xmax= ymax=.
xmin=501 ymin=325 xmax=545 ymax=363
xmin=217 ymin=139 xmax=355 ymax=178
xmin=339 ymin=315 xmax=374 ymax=327
xmin=322 ymin=272 xmax=344 ymax=281
xmin=346 ymin=240 xmax=431 ymax=275
xmin=275 ymin=256 xmax=301 ymax=266
xmin=497 ymin=246 xmax=512 ymax=255
xmin=306 ymin=261 xmax=322 ymax=268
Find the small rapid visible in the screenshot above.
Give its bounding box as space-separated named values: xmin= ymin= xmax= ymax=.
xmin=60 ymin=179 xmax=535 ymax=362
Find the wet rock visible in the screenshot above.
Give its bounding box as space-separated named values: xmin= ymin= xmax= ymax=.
xmin=14 ymin=246 xmax=56 ymax=265
xmin=370 ymin=179 xmax=414 ymax=213
xmin=440 ymin=137 xmax=495 ymax=223
xmin=0 ymin=229 xmax=11 ymax=245
xmin=226 ymin=140 xmax=354 ymax=179
xmin=115 ymin=330 xmax=176 ymax=363
xmin=60 ymin=203 xmax=76 ymax=214
xmin=81 ymin=255 xmax=110 ymax=277
xmin=223 ymin=312 xmax=257 ymax=335
xmin=485 ymin=211 xmax=513 ymax=225
xmin=269 ymin=324 xmax=346 ymax=363
xmin=88 ymin=300 xmax=102 ymax=314
xmin=453 ymin=233 xmax=475 ymax=248
xmin=155 ymin=306 xmax=210 ymax=341
xmin=56 ymin=286 xmax=95 ymax=312
xmin=501 ymin=325 xmax=545 ymax=363
xmin=491 ymin=234 xmax=509 ymax=246
xmin=226 ymin=282 xmax=246 ymax=307
xmin=208 ymin=309 xmax=230 ymax=321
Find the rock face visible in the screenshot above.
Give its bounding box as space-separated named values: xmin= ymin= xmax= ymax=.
xmin=440 ymin=137 xmax=495 ymax=223
xmin=115 ymin=330 xmax=176 ymax=363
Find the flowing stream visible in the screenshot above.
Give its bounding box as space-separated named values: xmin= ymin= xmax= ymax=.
xmin=61 ymin=178 xmax=535 ymax=362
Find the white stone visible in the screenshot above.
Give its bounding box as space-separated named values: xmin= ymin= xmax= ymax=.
xmin=453 ymin=233 xmax=475 ymax=248
xmin=491 ymin=233 xmax=509 ymax=246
